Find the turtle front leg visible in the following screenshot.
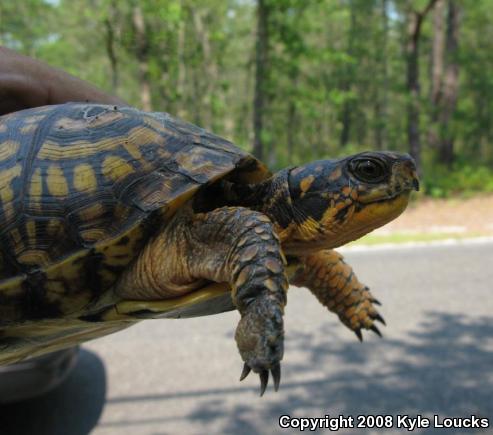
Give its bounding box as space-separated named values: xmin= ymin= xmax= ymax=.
xmin=115 ymin=206 xmax=288 ymax=395
xmin=291 ymin=250 xmax=385 ymax=340
xmin=215 ymin=208 xmax=288 ymax=394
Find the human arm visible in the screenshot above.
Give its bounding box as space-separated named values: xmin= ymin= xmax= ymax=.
xmin=0 ymin=46 xmax=126 ymax=115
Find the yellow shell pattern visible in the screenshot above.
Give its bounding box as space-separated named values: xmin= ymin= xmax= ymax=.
xmin=0 ymin=103 xmax=269 ymax=364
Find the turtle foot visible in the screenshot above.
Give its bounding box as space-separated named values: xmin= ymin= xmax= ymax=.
xmin=235 ymin=297 xmax=284 ymax=396
xmin=350 ymin=288 xmax=386 ymax=341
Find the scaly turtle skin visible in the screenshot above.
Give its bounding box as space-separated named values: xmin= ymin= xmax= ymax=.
xmin=0 ymin=103 xmax=419 ymax=395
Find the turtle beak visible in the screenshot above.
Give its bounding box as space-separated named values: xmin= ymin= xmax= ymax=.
xmin=399 ymin=154 xmax=419 ymax=192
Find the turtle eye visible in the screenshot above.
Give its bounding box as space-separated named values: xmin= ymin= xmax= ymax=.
xmin=350 ymin=158 xmax=388 ymax=183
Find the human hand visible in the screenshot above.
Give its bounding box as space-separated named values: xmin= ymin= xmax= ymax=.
xmin=0 ymin=46 xmax=126 ymax=116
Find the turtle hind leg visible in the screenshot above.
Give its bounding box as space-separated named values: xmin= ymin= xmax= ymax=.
xmin=291 ymin=249 xmax=385 ymax=340
xmin=115 ymin=206 xmax=288 ymax=395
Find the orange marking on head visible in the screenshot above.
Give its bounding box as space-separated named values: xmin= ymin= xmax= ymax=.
xmin=328 ymin=167 xmax=342 ymax=181
xmin=342 ymin=186 xmax=351 ymax=196
xmin=300 ymin=175 xmax=315 ymax=193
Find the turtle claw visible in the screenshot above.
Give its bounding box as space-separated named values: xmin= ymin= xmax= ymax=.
xmin=351 ymin=291 xmax=385 ymax=341
xmin=373 ymin=313 xmax=386 ymax=325
xmin=355 ymin=328 xmax=363 ymax=342
xmin=370 ymin=324 xmax=382 ymax=337
xmin=354 ymin=320 xmax=384 ymax=341
xmin=259 ymin=369 xmax=269 ymax=396
xmin=241 ymin=363 xmax=281 ymax=395
xmin=239 ymin=363 xmax=251 ymax=381
xmin=271 ymin=363 xmax=281 ymax=392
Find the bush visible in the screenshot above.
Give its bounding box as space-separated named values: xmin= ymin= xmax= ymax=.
xmin=422 ymin=164 xmax=493 ymax=198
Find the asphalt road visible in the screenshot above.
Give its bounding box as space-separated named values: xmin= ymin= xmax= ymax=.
xmin=1 ymin=241 xmax=492 ymax=435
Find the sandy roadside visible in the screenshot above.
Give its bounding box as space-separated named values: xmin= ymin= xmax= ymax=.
xmin=373 ymin=194 xmax=493 ymax=237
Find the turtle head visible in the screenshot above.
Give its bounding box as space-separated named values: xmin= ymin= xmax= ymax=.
xmin=266 ymin=151 xmax=419 ymax=254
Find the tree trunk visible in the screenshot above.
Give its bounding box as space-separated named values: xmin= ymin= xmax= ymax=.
xmin=430 ymin=0 xmax=445 ymax=105
xmin=253 ymin=0 xmax=269 ymax=160
xmin=176 ymin=10 xmax=186 ymax=118
xmin=405 ymin=0 xmax=438 ymax=172
xmin=428 ymin=0 xmax=445 ymax=147
xmin=374 ymin=0 xmax=389 ymax=148
xmin=437 ymin=0 xmax=461 ymax=165
xmin=191 ymin=8 xmax=217 ymax=130
xmin=406 ymin=11 xmax=422 ymax=169
xmin=339 ymin=1 xmax=356 ymax=148
xmin=132 ymin=4 xmax=152 ymax=111
xmin=104 ymin=0 xmax=119 ymax=94
xmin=287 ymin=93 xmax=296 ymax=163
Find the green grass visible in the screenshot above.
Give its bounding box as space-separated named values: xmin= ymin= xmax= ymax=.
xmin=348 ymin=232 xmax=484 ymax=246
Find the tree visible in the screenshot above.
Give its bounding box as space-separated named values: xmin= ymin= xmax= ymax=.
xmin=430 ymin=0 xmax=445 ymax=106
xmin=103 ymin=0 xmax=120 ymax=93
xmin=4 ymin=0 xmax=493 ymax=192
xmin=374 ymin=0 xmax=389 ymax=148
xmin=339 ymin=0 xmax=357 ymax=148
xmin=405 ymin=0 xmax=439 ymax=172
xmin=436 ymin=0 xmax=461 ymax=165
xmin=253 ymin=0 xmax=270 ymax=160
xmin=131 ymin=3 xmax=152 ymax=111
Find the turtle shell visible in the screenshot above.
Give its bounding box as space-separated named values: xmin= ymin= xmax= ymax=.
xmin=0 ymin=103 xmax=269 ymax=363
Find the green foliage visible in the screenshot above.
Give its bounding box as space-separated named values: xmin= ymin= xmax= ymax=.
xmin=1 ymin=0 xmax=492 ymax=196
xmin=423 ymin=164 xmax=493 ymax=198
xmin=0 ymin=0 xmax=54 ymax=53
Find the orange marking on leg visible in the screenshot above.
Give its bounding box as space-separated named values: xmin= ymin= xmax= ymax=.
xmin=294 ymin=249 xmax=384 ymax=334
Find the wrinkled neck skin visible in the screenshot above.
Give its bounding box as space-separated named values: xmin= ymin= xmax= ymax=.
xmin=256 ymin=171 xmax=332 ymax=255
xmin=230 ymin=169 xmax=323 ymax=254
xmin=222 ymin=169 xmax=294 ymax=224
xmin=240 ymin=169 xmax=410 ymax=256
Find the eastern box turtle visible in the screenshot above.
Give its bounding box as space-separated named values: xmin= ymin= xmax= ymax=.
xmin=0 ymin=103 xmax=418 ymax=394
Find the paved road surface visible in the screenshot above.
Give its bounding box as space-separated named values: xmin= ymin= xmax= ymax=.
xmin=1 ymin=241 xmax=492 ymax=435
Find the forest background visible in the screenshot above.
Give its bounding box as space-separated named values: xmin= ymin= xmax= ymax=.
xmin=1 ymin=0 xmax=492 ymax=198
